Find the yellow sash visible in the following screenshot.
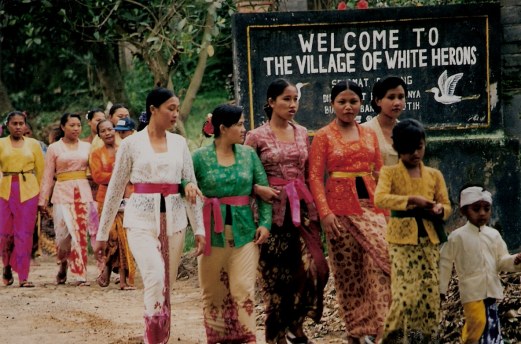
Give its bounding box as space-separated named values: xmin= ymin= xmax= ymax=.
xmin=330 ymin=171 xmax=371 ymax=178
xmin=56 ymin=170 xmax=87 ymax=181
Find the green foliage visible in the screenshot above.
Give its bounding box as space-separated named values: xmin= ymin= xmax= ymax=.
xmin=184 ymin=89 xmax=228 ymax=149
xmin=124 ymin=58 xmax=155 ymax=116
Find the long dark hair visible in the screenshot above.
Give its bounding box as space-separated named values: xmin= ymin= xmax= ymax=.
xmin=264 ymin=78 xmax=295 ymax=120
xmin=138 ymin=88 xmax=176 ymax=131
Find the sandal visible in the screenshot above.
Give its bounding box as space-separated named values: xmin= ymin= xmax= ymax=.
xmin=2 ymin=266 xmax=14 ymax=286
xmin=286 ymin=331 xmax=311 ymax=344
xmin=19 ymin=281 xmax=35 ymax=288
xmin=70 ymin=281 xmax=91 ymax=287
xmin=56 ymin=261 xmax=67 ymax=285
xmin=120 ymin=285 xmax=136 ymax=291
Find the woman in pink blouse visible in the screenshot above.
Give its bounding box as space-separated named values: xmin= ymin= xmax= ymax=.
xmin=245 ymin=78 xmax=328 ymax=344
xmin=38 ymin=113 xmax=99 ymax=286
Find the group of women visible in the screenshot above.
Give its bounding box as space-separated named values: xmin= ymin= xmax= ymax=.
xmin=0 ymin=103 xmax=136 ymax=288
xmin=0 ymin=76 xmax=449 ymax=344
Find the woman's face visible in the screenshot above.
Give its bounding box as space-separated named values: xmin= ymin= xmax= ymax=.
xmin=61 ymin=116 xmax=82 ymax=141
xmin=98 ymin=121 xmax=115 ymax=146
xmin=110 ymin=107 xmax=129 ymax=126
xmin=376 ymin=85 xmax=406 ymax=120
xmin=7 ymin=114 xmax=26 ymax=139
xmin=332 ymin=89 xmax=361 ymax=125
xmin=222 ymin=115 xmax=246 ymax=144
xmin=89 ymin=112 xmax=106 ymax=134
xmin=269 ymin=85 xmax=299 ymax=122
xmin=151 ymin=96 xmax=179 ymax=130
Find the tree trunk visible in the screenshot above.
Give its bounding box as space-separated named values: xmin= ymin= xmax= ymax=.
xmin=0 ymin=78 xmax=12 ymax=115
xmin=92 ymin=43 xmax=128 ymax=104
xmin=143 ymin=51 xmax=172 ymax=89
xmin=179 ymin=12 xmax=215 ymax=122
xmin=0 ymin=40 xmax=13 ymax=114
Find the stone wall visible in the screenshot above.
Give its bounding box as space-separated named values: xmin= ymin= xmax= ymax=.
xmin=502 ymin=0 xmax=521 ymax=136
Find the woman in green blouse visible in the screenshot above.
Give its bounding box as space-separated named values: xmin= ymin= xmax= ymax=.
xmin=192 ymin=104 xmax=271 ymax=344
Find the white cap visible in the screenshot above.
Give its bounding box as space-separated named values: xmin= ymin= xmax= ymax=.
xmin=460 ymin=186 xmax=492 ymax=208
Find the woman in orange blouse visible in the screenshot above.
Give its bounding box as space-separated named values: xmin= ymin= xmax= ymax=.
xmin=309 ymin=80 xmax=391 ymax=344
xmin=89 ymin=119 xmax=135 ymax=290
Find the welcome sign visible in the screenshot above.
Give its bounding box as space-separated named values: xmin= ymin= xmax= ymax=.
xmin=232 ymin=4 xmax=500 ymax=133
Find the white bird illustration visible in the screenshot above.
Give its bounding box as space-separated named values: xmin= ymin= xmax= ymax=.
xmin=296 ymin=82 xmax=310 ymax=101
xmin=425 ymin=70 xmax=480 ymax=105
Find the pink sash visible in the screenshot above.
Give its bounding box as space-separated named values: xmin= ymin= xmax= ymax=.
xmin=268 ymin=177 xmax=317 ymax=227
xmin=203 ymin=195 xmax=250 ymax=255
xmin=133 ymin=183 xmax=179 ymax=196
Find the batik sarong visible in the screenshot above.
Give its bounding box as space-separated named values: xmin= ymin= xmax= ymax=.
xmin=97 ymin=203 xmax=136 ymax=285
xmin=126 ymin=214 xmax=186 ymax=344
xmin=53 ymin=187 xmax=98 ymax=281
xmin=259 ymin=209 xmax=328 ymax=343
xmin=462 ymin=298 xmax=503 ymax=344
xmin=199 ymin=225 xmax=259 ymax=344
xmin=326 ymin=200 xmax=391 ymax=339
xmin=382 ymin=237 xmax=441 ymax=343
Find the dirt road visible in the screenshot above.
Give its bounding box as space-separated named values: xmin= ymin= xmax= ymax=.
xmin=0 ymin=255 xmax=343 ymax=344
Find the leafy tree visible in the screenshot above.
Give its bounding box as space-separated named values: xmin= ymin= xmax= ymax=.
xmin=56 ymin=0 xmax=234 ymax=126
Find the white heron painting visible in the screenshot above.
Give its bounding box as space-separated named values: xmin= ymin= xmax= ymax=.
xmin=295 ymin=82 xmax=310 ymax=101
xmin=426 ymin=70 xmax=480 ymax=105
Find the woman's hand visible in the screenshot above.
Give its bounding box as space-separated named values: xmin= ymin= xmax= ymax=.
xmin=408 ymin=195 xmax=435 ymax=209
xmin=254 ymin=184 xmax=280 ymax=203
xmin=38 ymin=205 xmax=48 ymax=216
xmin=192 ymin=234 xmax=206 ymax=257
xmin=93 ymin=241 xmax=107 ymax=261
xmin=254 ymin=226 xmax=270 ymax=245
xmin=321 ymin=213 xmax=342 ymax=239
xmin=185 ymin=182 xmax=203 ymax=204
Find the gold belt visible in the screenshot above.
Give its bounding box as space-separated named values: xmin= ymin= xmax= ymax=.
xmin=330 ymin=171 xmax=371 ymax=178
xmin=56 ymin=170 xmax=87 ymax=181
xmin=2 ymin=169 xmax=35 ymax=176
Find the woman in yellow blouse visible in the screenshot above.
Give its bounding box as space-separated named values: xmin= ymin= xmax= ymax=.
xmin=374 ymin=119 xmax=451 ymax=343
xmin=0 ymin=111 xmax=44 ymax=287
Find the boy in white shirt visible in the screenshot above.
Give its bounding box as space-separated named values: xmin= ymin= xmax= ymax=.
xmin=440 ymin=185 xmax=521 ymax=344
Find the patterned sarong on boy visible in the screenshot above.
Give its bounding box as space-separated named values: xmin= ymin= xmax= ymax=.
xmin=462 ymin=298 xmax=503 ymax=344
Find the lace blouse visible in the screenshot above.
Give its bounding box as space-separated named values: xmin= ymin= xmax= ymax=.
xmin=244 ymin=122 xmax=316 ymax=226
xmin=96 ymin=128 xmax=204 ymax=241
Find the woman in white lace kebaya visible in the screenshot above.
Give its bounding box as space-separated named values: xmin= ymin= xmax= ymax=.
xmin=94 ymin=88 xmax=205 ymax=344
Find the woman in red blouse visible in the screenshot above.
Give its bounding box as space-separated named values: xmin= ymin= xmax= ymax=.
xmin=309 ymin=80 xmax=391 ymax=344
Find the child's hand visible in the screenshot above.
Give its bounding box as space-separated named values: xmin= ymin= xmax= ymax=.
xmin=514 ymin=253 xmax=521 ymax=265
xmin=408 ymin=195 xmax=435 ymax=209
